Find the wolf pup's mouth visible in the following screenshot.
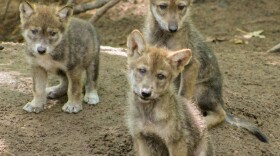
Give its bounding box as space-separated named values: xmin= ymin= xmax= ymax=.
xmin=134 ymin=91 xmax=151 ymax=103
xmin=138 ymin=96 xmax=151 ymax=103
xmin=139 ymin=96 xmax=150 ymax=101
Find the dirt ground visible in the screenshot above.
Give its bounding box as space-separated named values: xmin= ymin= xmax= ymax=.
xmin=0 ymin=0 xmax=280 ymax=155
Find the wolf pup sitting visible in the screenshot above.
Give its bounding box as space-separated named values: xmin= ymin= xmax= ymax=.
xmin=19 ymin=1 xmax=100 ymax=113
xmin=143 ymin=0 xmax=268 ymax=142
xmin=126 ymin=30 xmax=214 ymax=156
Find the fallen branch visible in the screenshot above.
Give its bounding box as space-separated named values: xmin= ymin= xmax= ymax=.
xmin=101 ymin=46 xmax=127 ymax=57
xmin=267 ymin=43 xmax=280 ymax=53
xmin=1 ymin=0 xmax=11 ymax=21
xmin=89 ymin=0 xmax=121 ymax=23
xmin=66 ymin=0 xmax=75 ymax=5
xmin=73 ymin=0 xmax=110 ymax=14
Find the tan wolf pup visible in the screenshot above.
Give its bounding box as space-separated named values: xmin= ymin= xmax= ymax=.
xmin=126 ymin=30 xmax=214 ymax=156
xmin=19 ymin=1 xmax=100 ymax=113
xmin=143 ymin=0 xmax=268 ymax=142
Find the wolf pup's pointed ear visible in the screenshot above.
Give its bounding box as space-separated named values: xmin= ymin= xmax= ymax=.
xmin=19 ymin=1 xmax=34 ymax=20
xmin=127 ymin=29 xmax=146 ymax=58
xmin=168 ymin=49 xmax=192 ymax=72
xmin=58 ymin=6 xmax=73 ymax=22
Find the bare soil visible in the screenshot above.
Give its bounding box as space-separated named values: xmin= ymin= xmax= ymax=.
xmin=0 ymin=0 xmax=280 ymax=155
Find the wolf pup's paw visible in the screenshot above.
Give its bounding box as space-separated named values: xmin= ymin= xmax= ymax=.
xmin=84 ymin=90 xmax=99 ymax=105
xmin=46 ymin=86 xmax=67 ymax=99
xmin=62 ymin=102 xmax=82 ymax=113
xmin=23 ymin=102 xmax=44 ymax=113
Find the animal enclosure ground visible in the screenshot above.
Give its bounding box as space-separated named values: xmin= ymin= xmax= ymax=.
xmin=0 ymin=0 xmax=280 ymax=155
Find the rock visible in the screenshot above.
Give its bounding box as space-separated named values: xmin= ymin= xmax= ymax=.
xmin=0 ymin=45 xmax=4 ymax=50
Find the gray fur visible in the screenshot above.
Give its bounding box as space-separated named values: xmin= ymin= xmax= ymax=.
xmin=20 ymin=2 xmax=100 ymax=113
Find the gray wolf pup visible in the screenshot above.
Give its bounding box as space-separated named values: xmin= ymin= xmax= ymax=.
xmin=126 ymin=30 xmax=214 ymax=156
xmin=143 ymin=0 xmax=268 ymax=142
xmin=19 ymin=1 xmax=100 ymax=113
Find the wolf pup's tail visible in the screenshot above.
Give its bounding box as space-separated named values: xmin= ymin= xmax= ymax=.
xmin=225 ymin=113 xmax=268 ymax=143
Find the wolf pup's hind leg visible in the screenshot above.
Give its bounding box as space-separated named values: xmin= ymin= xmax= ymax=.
xmin=84 ymin=49 xmax=100 ymax=105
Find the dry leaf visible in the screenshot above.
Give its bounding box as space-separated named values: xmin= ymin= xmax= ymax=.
xmin=243 ymin=30 xmax=265 ymax=39
xmin=236 ymin=28 xmax=266 ymax=39
xmin=205 ymin=36 xmax=227 ymax=43
xmin=229 ymin=38 xmax=249 ymax=44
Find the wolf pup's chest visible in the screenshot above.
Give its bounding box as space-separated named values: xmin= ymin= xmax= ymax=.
xmin=28 ymin=54 xmax=66 ymax=73
xmin=136 ymin=107 xmax=170 ymax=133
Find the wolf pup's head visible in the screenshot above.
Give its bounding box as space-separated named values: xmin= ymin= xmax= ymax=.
xmin=19 ymin=1 xmax=73 ymax=55
xmin=149 ymin=0 xmax=191 ymax=33
xmin=127 ymin=29 xmax=192 ymax=102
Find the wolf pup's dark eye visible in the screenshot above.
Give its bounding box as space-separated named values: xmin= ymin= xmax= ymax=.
xmin=157 ymin=73 xmax=166 ymax=80
xmin=178 ymin=4 xmax=186 ymax=10
xmin=31 ymin=29 xmax=38 ymax=35
xmin=138 ymin=68 xmax=146 ymax=74
xmin=49 ymin=31 xmax=57 ymax=37
xmin=159 ymin=4 xmax=168 ymax=10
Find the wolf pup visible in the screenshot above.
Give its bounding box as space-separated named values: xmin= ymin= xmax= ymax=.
xmin=19 ymin=1 xmax=100 ymax=113
xmin=126 ymin=30 xmax=214 ymax=156
xmin=143 ymin=0 xmax=268 ymax=142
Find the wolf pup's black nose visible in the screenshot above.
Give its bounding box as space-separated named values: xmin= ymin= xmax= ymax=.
xmin=141 ymin=91 xmax=151 ymax=98
xmin=168 ymin=24 xmax=178 ymax=32
xmin=37 ymin=46 xmax=46 ymax=54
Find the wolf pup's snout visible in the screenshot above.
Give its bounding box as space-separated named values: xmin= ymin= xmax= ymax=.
xmin=168 ymin=22 xmax=178 ymax=32
xmin=141 ymin=88 xmax=152 ymax=98
xmin=37 ymin=46 xmax=46 ymax=54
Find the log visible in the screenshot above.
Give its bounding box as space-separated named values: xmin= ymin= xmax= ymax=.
xmin=73 ymin=0 xmax=110 ymax=14
xmin=100 ymin=46 xmax=127 ymax=57
xmin=89 ymin=0 xmax=121 ymax=23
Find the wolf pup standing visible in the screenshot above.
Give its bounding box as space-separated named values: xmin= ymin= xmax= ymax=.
xmin=126 ymin=30 xmax=214 ymax=156
xmin=19 ymin=1 xmax=100 ymax=113
xmin=143 ymin=0 xmax=268 ymax=142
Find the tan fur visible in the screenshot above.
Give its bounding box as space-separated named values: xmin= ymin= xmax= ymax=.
xmin=126 ymin=30 xmax=214 ymax=156
xmin=19 ymin=1 xmax=100 ymax=113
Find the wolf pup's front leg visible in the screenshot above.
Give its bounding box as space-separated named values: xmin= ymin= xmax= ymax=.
xmin=134 ymin=136 xmax=153 ymax=156
xmin=62 ymin=70 xmax=83 ymax=113
xmin=167 ymin=139 xmax=189 ymax=156
xmin=23 ymin=66 xmax=47 ymax=113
